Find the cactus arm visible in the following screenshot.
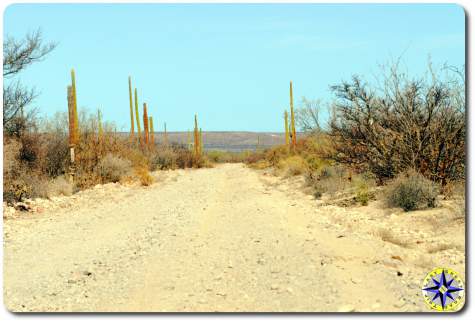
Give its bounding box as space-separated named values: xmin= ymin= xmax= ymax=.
xmin=284 ymin=110 xmax=289 ymax=145
xmin=71 ymin=69 xmax=80 ymax=144
xmin=199 ymin=128 xmax=203 ymax=155
xmin=194 ymin=115 xmax=199 ymax=156
xmin=134 ymin=88 xmax=141 ymax=141
xmin=98 ymin=108 xmax=103 ymax=138
xmin=143 ymin=103 xmax=149 ymax=144
xmin=290 ymin=81 xmax=297 ymax=147
xmin=149 ymin=116 xmax=154 ymax=145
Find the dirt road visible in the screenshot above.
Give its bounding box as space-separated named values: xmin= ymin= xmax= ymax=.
xmin=3 ymin=164 xmax=465 ymax=312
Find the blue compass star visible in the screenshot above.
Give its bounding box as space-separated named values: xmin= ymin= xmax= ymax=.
xmin=423 ymin=270 xmax=464 ymax=309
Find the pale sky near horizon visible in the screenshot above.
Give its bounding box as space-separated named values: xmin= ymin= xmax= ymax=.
xmin=3 ymin=3 xmax=465 ymax=132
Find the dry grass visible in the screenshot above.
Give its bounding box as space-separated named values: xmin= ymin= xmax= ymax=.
xmin=135 ymin=167 xmax=154 ymax=186
xmin=47 ymin=176 xmax=73 ymax=197
xmin=277 ymin=155 xmax=308 ymax=177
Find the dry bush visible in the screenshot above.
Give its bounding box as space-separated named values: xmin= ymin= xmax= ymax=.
xmin=3 ymin=137 xmax=50 ymax=203
xmin=277 ymin=155 xmax=308 ymax=177
xmin=96 ymin=153 xmax=132 ymax=183
xmin=206 ymin=150 xmax=248 ymax=163
xmin=354 ymin=181 xmax=370 ymax=206
xmin=47 ymin=176 xmax=73 ymax=197
xmin=246 ymin=150 xmax=268 ymax=165
xmin=135 ymin=167 xmax=154 ymax=186
xmin=385 ymin=170 xmax=439 ymax=211
xmin=174 ymin=149 xmax=194 ymax=168
xmin=248 ymin=159 xmax=271 ymax=170
xmin=330 ymin=63 xmax=465 ymax=184
xmin=152 ymin=148 xmax=177 ymax=170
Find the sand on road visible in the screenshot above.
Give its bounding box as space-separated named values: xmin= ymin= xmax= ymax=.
xmin=3 ymin=163 xmax=465 ymax=312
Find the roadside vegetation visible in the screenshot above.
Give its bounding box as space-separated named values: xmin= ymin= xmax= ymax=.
xmin=246 ymin=62 xmax=465 ymax=213
xmin=3 ymin=30 xmax=209 ymax=205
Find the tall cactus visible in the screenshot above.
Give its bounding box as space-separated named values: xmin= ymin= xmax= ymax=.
xmin=149 ymin=116 xmax=154 ymax=145
xmin=97 ymin=108 xmax=103 ymax=139
xmin=199 ymin=128 xmax=203 ymax=155
xmin=187 ymin=130 xmax=191 ymax=150
xmin=143 ymin=103 xmax=149 ymax=145
xmin=70 ymin=69 xmax=79 ymax=144
xmin=67 ymin=86 xmax=75 ymax=146
xmin=128 ymin=76 xmax=134 ymax=139
xmin=289 ymin=81 xmax=297 ymax=148
xmin=284 ymin=110 xmax=289 ymax=146
xmin=134 ymin=88 xmax=141 ymax=143
xmin=164 ymin=122 xmax=168 ymax=146
xmin=194 ymin=114 xmax=199 ymax=156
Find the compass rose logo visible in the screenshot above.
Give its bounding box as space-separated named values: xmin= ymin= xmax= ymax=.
xmin=421 ymin=267 xmax=465 ymax=312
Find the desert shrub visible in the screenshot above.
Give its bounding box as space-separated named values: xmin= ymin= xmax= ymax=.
xmin=47 ymin=176 xmax=73 ymax=197
xmin=440 ymin=180 xmax=465 ymax=200
xmin=191 ymin=154 xmax=211 ymax=168
xmin=315 ymin=165 xmax=350 ymax=195
xmin=246 ymin=150 xmax=267 ymax=165
xmin=175 ymin=149 xmax=194 ymax=168
xmin=3 ymin=172 xmax=50 ymax=203
xmin=3 ymin=175 xmax=31 ymax=204
xmin=207 ymin=150 xmax=231 ymax=163
xmin=266 ymin=145 xmax=290 ymax=167
xmin=385 ymin=170 xmax=439 ymax=211
xmin=313 ymin=183 xmax=326 ymax=199
xmin=96 ymin=153 xmax=132 ymax=183
xmin=249 ymin=159 xmax=271 ymax=170
xmin=278 ymin=155 xmax=308 ymax=177
xmin=135 ymin=167 xmax=154 ymax=186
xmin=19 ymin=134 xmax=40 ymax=165
xmin=329 ymin=63 xmax=465 ymax=183
xmin=152 ymin=148 xmax=177 ymax=170
xmin=206 ymin=150 xmax=248 ymax=163
xmin=355 ymin=184 xmax=370 ymax=206
xmin=41 ymin=134 xmax=69 ymax=177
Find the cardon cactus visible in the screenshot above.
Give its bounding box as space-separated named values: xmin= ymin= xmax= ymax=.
xmin=67 ymin=86 xmax=76 ymax=145
xmin=70 ymin=69 xmax=79 ymax=144
xmin=128 ymin=76 xmax=134 ymax=138
xmin=284 ymin=110 xmax=289 ymax=146
xmin=199 ymin=128 xmax=203 ymax=155
xmin=98 ymin=108 xmax=103 ymax=139
xmin=143 ymin=103 xmax=149 ymax=145
xmin=164 ymin=122 xmax=168 ymax=146
xmin=149 ymin=116 xmax=154 ymax=145
xmin=289 ymin=81 xmax=297 ymax=147
xmin=134 ymin=88 xmax=141 ymax=142
xmin=194 ymin=114 xmax=200 ymax=156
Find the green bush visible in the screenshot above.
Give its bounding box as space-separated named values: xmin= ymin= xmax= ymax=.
xmin=385 ymin=170 xmax=439 ymax=211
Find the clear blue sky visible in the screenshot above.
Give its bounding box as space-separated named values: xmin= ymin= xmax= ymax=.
xmin=3 ymin=3 xmax=465 ymax=132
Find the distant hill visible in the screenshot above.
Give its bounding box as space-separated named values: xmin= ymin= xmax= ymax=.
xmin=160 ymin=131 xmax=285 ymax=152
xmin=119 ymin=131 xmax=289 ymax=152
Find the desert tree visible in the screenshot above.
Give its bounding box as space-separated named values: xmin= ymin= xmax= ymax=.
xmin=329 ymin=62 xmax=465 ymax=184
xmin=295 ymin=97 xmax=326 ymax=134
xmin=3 ymin=29 xmax=56 ymax=135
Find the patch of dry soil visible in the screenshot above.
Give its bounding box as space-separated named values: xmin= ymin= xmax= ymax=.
xmin=3 ymin=164 xmax=465 ymax=312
